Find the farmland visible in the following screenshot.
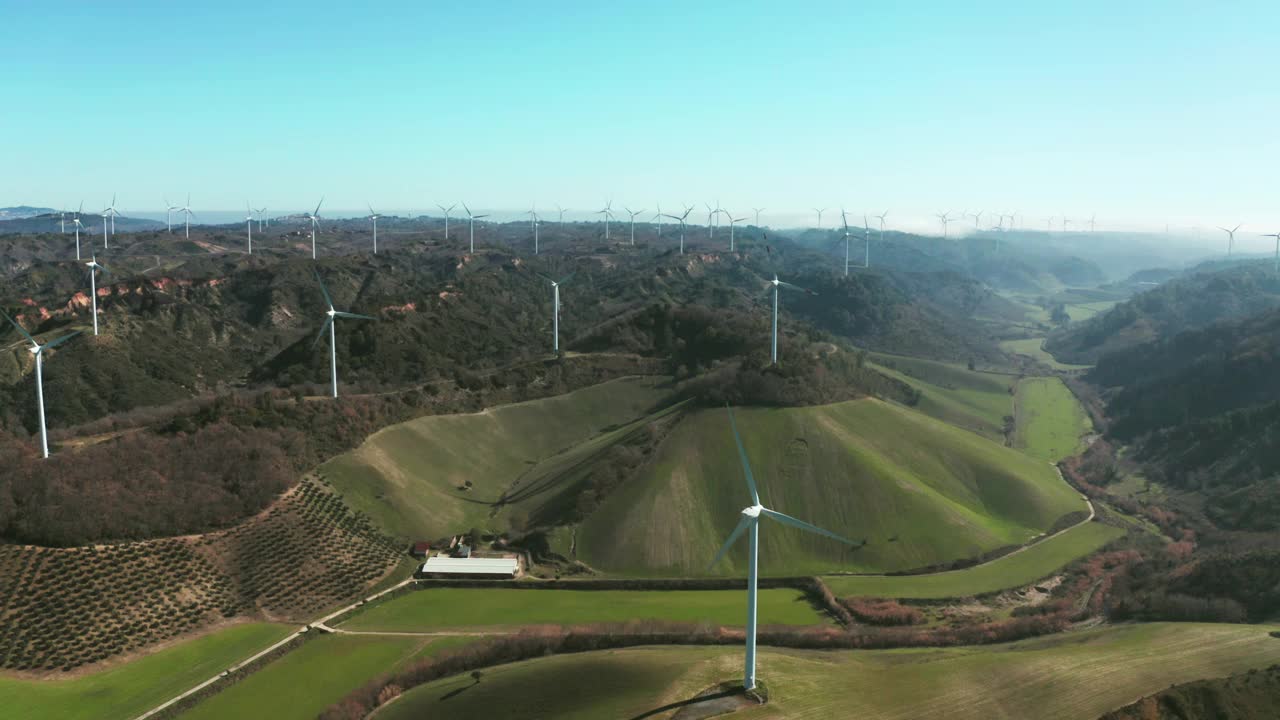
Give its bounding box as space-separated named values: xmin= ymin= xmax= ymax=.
xmin=578 ymin=398 xmax=1086 ymax=577
xmin=1000 ymin=337 xmax=1092 ymax=371
xmin=822 ymin=520 xmax=1124 ymax=599
xmin=0 ymin=622 xmax=292 ymax=720
xmin=377 ymin=623 xmax=1280 ymax=720
xmin=338 ymin=588 xmax=824 ymax=632
xmin=1014 ymin=377 xmax=1094 ymax=462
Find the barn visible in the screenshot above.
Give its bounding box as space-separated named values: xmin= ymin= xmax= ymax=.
xmin=418 ymin=556 xmax=519 ymax=579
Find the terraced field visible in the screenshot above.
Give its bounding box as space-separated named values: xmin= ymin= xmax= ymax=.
xmin=867 ymin=353 xmax=1016 ymax=441
xmin=377 ymin=623 xmax=1280 ymax=720
xmin=338 ymin=588 xmax=824 ymax=632
xmin=1014 ymin=377 xmax=1094 ymax=462
xmin=579 ymin=399 xmax=1086 ymax=577
xmin=0 ymin=622 xmax=292 ymax=720
xmin=823 ymin=520 xmax=1123 ymax=599
xmin=321 ymin=375 xmax=674 ymax=540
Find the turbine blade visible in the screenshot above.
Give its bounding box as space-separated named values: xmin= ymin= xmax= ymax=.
xmin=313 ymin=269 xmax=335 ymax=309
xmin=334 ymin=311 xmax=375 ymax=321
xmin=0 ymin=308 xmax=36 ymax=345
xmin=760 ymin=507 xmax=856 ymax=546
xmin=312 ymin=316 xmax=334 ymax=350
xmin=726 ymin=405 xmax=760 ymax=505
xmin=42 ymin=330 xmax=82 ymax=350
xmin=707 ymin=514 xmax=756 ymax=571
xmin=314 ymin=196 xmax=324 ymax=215
xmin=556 ymin=273 xmax=575 ymax=285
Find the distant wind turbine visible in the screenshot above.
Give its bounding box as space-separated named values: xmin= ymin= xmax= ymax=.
xmin=753 ymin=207 xmax=764 ymax=227
xmin=596 ymin=200 xmax=614 ymax=240
xmin=85 ymin=254 xmax=109 ymax=336
xmin=555 ymin=204 xmax=567 ymax=225
xmin=968 ymin=210 xmax=984 ymax=228
xmin=528 ymin=207 xmax=541 ymax=254
xmin=368 ymin=204 xmax=381 ymax=254
xmin=863 ymin=214 xmax=871 ymax=268
xmin=104 ymin=194 xmax=120 ymax=236
xmin=58 ymin=207 xmax=67 ymax=234
xmin=625 ymin=207 xmax=645 ymax=246
xmin=874 ymin=210 xmax=889 ymax=240
xmin=164 ymin=197 xmax=179 ymax=233
xmin=1044 ymin=216 xmax=1055 ymax=232
xmin=936 ymin=211 xmax=957 ymax=239
xmin=462 ymin=203 xmax=488 ymax=253
xmin=840 ymin=210 xmax=853 ymax=276
xmin=1 ymin=309 xmax=81 ymax=459
xmin=766 ymin=274 xmax=816 ymax=365
xmin=1062 ymin=217 xmax=1072 ymax=232
xmin=1088 ymin=213 xmax=1097 ymax=232
xmin=255 ymin=207 xmax=267 ymax=232
xmin=1263 ymin=232 xmax=1280 ymax=274
xmin=312 ymin=269 xmax=374 ymax=399
xmin=304 ymin=197 xmax=324 ymax=259
xmin=709 ymin=405 xmax=856 ymax=691
xmin=706 ymin=203 xmax=722 ymax=239
xmin=540 ymin=272 xmax=573 ymax=353
xmin=1218 ymin=224 xmax=1241 ymax=257
xmin=661 ymin=206 xmax=694 ymax=254
xmin=812 ymin=207 xmax=826 ymax=229
xmin=726 ymin=213 xmax=747 ymax=251
xmin=245 ymin=202 xmax=254 ymax=254
xmin=71 ymin=202 xmax=85 ymax=260
xmin=178 ymin=194 xmax=195 ymax=239
xmin=437 ymin=203 xmax=457 ymax=240
xmin=653 ymin=204 xmax=663 ymax=238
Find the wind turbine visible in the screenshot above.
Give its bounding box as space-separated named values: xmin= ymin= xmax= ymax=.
xmin=462 ymin=203 xmax=487 ymax=253
xmin=85 ymin=255 xmax=109 ymax=336
xmin=874 ymin=210 xmax=889 ymax=241
xmin=1262 ymin=232 xmax=1280 ymax=274
xmin=968 ymin=210 xmax=984 ymax=229
xmin=540 ymin=272 xmax=573 ymax=353
xmin=179 ymin=194 xmax=195 ymax=239
xmin=1088 ymin=213 xmax=1097 ymax=232
xmin=71 ymin=202 xmax=85 ymax=260
xmin=245 ymin=202 xmax=254 ymax=254
xmin=368 ymin=205 xmax=381 ymax=254
xmin=1044 ymin=216 xmax=1055 ymax=232
xmin=863 ymin=214 xmax=872 ymax=268
xmin=164 ymin=197 xmax=179 ymax=233
xmin=661 ymin=206 xmax=693 ymax=254
xmin=709 ymin=405 xmax=855 ymax=691
xmin=812 ymin=207 xmax=826 ymax=229
xmin=726 ymin=213 xmax=747 ymax=251
xmin=1062 ymin=217 xmax=1072 ymax=232
xmin=1218 ymin=224 xmax=1241 ymax=257
xmin=766 ymin=274 xmax=816 ymax=365
xmin=840 ymin=210 xmax=852 ymax=276
xmin=753 ymin=207 xmax=764 ymax=227
xmin=1 ymin=309 xmax=80 ymax=459
xmin=706 ymin=203 xmax=721 ymax=239
xmin=595 ymin=200 xmax=614 ymax=240
xmin=255 ymin=207 xmax=267 ymax=232
xmin=304 ymin=197 xmax=324 ymax=259
xmin=104 ymin=194 xmax=120 ymax=236
xmin=437 ymin=203 xmax=457 ymax=240
xmin=528 ymin=207 xmax=541 ymax=254
xmin=653 ymin=204 xmax=663 ymax=238
xmin=936 ymin=211 xmax=957 ymax=238
xmin=625 ymin=207 xmax=645 ymax=245
xmin=58 ymin=207 xmax=67 ymax=234
xmin=312 ymin=269 xmax=374 ymax=399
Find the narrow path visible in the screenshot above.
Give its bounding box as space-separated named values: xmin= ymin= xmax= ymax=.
xmin=316 ymin=624 xmax=514 ymax=638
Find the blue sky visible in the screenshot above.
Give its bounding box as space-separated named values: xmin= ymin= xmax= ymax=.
xmin=2 ymin=1 xmax=1277 ymax=241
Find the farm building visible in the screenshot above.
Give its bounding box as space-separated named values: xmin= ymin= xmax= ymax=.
xmin=410 ymin=541 xmax=432 ymax=558
xmin=418 ymin=556 xmax=518 ymax=579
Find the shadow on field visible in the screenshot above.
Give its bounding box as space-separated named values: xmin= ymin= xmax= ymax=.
xmin=627 ymin=687 xmax=740 ymax=719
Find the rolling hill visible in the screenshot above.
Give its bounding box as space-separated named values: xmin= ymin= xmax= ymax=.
xmin=577 ymin=398 xmax=1085 ymax=576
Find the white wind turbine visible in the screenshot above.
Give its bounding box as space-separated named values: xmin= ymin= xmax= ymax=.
xmin=726 ymin=213 xmax=747 ymax=251
xmin=244 ymin=202 xmax=255 ymax=254
xmin=1044 ymin=216 xmax=1055 ymax=232
xmin=539 ymin=272 xmax=574 ymax=353
xmin=812 ymin=207 xmax=826 ymax=229
xmin=100 ymin=195 xmax=119 ymax=249
xmin=368 ymin=204 xmax=382 ymax=254
xmin=936 ymin=211 xmax=957 ymax=239
xmin=753 ymin=207 xmax=764 ymax=227
xmin=595 ymin=200 xmax=614 ymax=240
xmin=709 ymin=406 xmax=855 ymax=691
xmin=437 ymin=203 xmax=457 ymax=240
xmin=179 ymin=194 xmax=195 ymax=239
xmin=662 ymin=206 xmax=694 ymax=254
xmin=1 ymin=309 xmax=81 ymax=459
xmin=462 ymin=203 xmax=488 ymax=253
xmin=304 ymin=197 xmax=324 ymax=259
xmin=625 ymin=207 xmax=645 ymax=245
xmin=85 ymin=255 xmax=110 ymax=336
xmin=255 ymin=207 xmax=268 ymax=232
xmin=862 ymin=214 xmax=872 ymax=268
xmin=653 ymin=204 xmax=663 ymax=238
xmin=1062 ymin=216 xmax=1073 ymax=232
xmin=555 ymin=204 xmax=568 ymax=225
xmin=104 ymin=194 xmax=120 ymax=236
xmin=766 ymin=274 xmax=816 ymax=365
xmin=874 ymin=210 xmax=889 ymax=241
xmin=1261 ymin=231 xmax=1280 ymax=274
xmin=528 ymin=207 xmax=541 ymax=254
xmin=58 ymin=207 xmax=67 ymax=234
xmin=840 ymin=210 xmax=853 ymax=276
xmin=312 ymin=269 xmax=375 ymax=399
xmin=968 ymin=210 xmax=984 ymax=229
xmin=71 ymin=202 xmax=85 ymax=260
xmin=164 ymin=197 xmax=179 ymax=233
xmin=1088 ymin=213 xmax=1097 ymax=232
xmin=1218 ymin=224 xmax=1241 ymax=257
xmin=706 ymin=203 xmax=722 ymax=239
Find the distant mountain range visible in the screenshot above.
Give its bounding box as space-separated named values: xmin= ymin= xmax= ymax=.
xmin=0 ymin=206 xmax=56 ymax=220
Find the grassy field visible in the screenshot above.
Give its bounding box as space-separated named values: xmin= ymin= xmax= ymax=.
xmin=0 ymin=622 xmax=293 ymax=720
xmin=177 ymin=634 xmax=475 ymax=720
xmin=339 ymin=588 xmax=824 ymax=632
xmin=321 ymin=375 xmax=674 ymax=539
xmin=579 ymin=399 xmax=1086 ymax=577
xmin=867 ymin=353 xmax=1016 ymax=441
xmin=1000 ymin=337 xmax=1092 ymax=371
xmin=378 ymin=623 xmax=1280 ymax=720
xmin=1014 ymin=377 xmax=1094 ymax=462
xmin=822 ymin=521 xmax=1124 ymax=599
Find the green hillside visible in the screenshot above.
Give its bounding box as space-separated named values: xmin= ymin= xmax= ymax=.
xmin=578 ymin=398 xmax=1086 ymax=576
xmin=1013 ymin=377 xmax=1094 ymax=461
xmin=378 ymin=623 xmax=1280 ymax=720
xmin=868 ymin=353 xmax=1016 ymax=441
xmin=321 ymin=375 xmax=675 ymax=539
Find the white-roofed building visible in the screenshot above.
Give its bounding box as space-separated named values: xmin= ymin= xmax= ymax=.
xmin=418 ymin=556 xmax=519 ymax=579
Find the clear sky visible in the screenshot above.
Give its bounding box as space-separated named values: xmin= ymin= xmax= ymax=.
xmin=3 ymin=1 xmax=1277 ymax=242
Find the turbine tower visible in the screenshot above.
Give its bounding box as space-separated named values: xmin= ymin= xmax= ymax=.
xmin=556 ymin=204 xmax=568 ymax=225
xmin=255 ymin=207 xmax=267 ymax=232
xmin=1088 ymin=213 xmax=1097 ymax=232
xmin=437 ymin=203 xmax=457 ymax=240
xmin=812 ymin=207 xmax=826 ymax=229
xmin=766 ymin=274 xmax=816 ymax=365
xmin=179 ymin=194 xmax=195 ymax=239
xmin=368 ymin=204 xmax=381 ymax=254
xmin=245 ymin=202 xmax=254 ymax=254
xmin=595 ymin=200 xmax=614 ymax=240
xmin=874 ymin=210 xmax=889 ymax=241
xmin=462 ymin=203 xmax=488 ymax=253
xmin=71 ymin=202 xmax=85 ymax=260
xmin=625 ymin=207 xmax=645 ymax=246
xmin=304 ymin=197 xmax=324 ymax=259
xmin=936 ymin=211 xmax=957 ymax=239
xmin=85 ymin=255 xmax=109 ymax=336
xmin=58 ymin=207 xmax=67 ymax=234
xmin=653 ymin=204 xmax=663 ymax=238
xmin=1 ymin=309 xmax=81 ymax=459
xmin=968 ymin=210 xmax=984 ymax=229
xmin=1262 ymin=232 xmax=1280 ymax=274
xmin=706 ymin=203 xmax=722 ymax=239
xmin=541 ymin=273 xmax=573 ymax=353
xmin=726 ymin=213 xmax=747 ymax=251
xmin=528 ymin=207 xmax=541 ymax=254
xmin=840 ymin=210 xmax=852 ymax=276
xmin=709 ymin=406 xmax=855 ymax=691
xmin=1218 ymin=224 xmax=1241 ymax=257
xmin=662 ymin=206 xmax=693 ymax=254
xmin=753 ymin=207 xmax=764 ymax=227
xmin=312 ymin=270 xmax=374 ymax=399
xmin=104 ymin=194 xmax=120 ymax=236
xmin=164 ymin=197 xmax=179 ymax=233
xmin=863 ymin=214 xmax=871 ymax=268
